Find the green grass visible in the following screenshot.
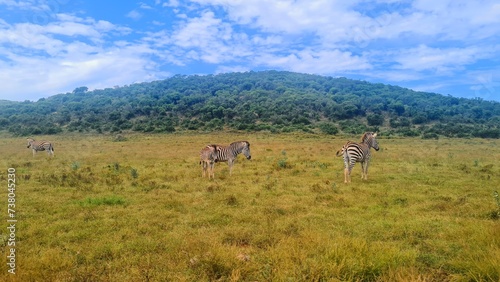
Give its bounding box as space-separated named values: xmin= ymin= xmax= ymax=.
xmin=0 ymin=132 xmax=499 ymax=281
xmin=78 ymin=196 xmax=127 ymax=207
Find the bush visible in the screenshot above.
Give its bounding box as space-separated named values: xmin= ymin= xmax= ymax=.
xmin=367 ymin=113 xmax=384 ymax=126
xmin=473 ymin=129 xmax=500 ymax=138
xmin=339 ymin=120 xmax=367 ymax=135
xmin=318 ymin=122 xmax=338 ymax=135
xmin=422 ymin=132 xmax=439 ymax=139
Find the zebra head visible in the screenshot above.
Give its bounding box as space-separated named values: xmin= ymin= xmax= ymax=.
xmin=27 ymin=138 xmax=34 ymax=148
xmin=362 ymin=132 xmax=379 ymax=151
xmin=240 ymin=141 xmax=251 ymax=160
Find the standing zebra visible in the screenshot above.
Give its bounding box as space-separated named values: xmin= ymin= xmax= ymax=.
xmin=200 ymin=145 xmax=217 ymax=179
xmin=336 ymin=132 xmax=379 ymax=183
xmin=211 ymin=141 xmax=251 ymax=177
xmin=27 ymin=138 xmax=54 ymax=158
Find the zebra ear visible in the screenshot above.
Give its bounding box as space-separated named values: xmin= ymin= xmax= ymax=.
xmin=373 ymin=132 xmax=377 ymax=137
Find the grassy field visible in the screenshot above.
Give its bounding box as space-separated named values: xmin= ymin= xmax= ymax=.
xmin=0 ymin=132 xmax=499 ymax=281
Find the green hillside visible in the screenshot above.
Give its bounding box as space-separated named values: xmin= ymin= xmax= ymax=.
xmin=1 ymin=71 xmax=499 ymax=138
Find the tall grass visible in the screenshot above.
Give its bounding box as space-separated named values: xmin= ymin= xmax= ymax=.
xmin=0 ymin=133 xmax=498 ymax=281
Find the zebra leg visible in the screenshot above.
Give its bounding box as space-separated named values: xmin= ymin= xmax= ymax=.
xmin=203 ymin=161 xmax=211 ymax=178
xmin=228 ymin=159 xmax=234 ymax=176
xmin=346 ymin=167 xmax=353 ymax=183
xmin=364 ymin=160 xmax=370 ymax=180
xmin=343 ymin=157 xmax=350 ymax=183
xmin=347 ymin=161 xmax=356 ymax=183
xmin=201 ymin=161 xmax=206 ymax=177
xmin=361 ymin=161 xmax=366 ymax=180
xmin=210 ymin=161 xmax=215 ymax=179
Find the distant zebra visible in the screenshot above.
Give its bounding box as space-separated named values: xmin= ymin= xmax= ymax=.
xmin=336 ymin=132 xmax=379 ymax=183
xmin=200 ymin=145 xmax=217 ymax=179
xmin=212 ymin=141 xmax=252 ymax=177
xmin=27 ymin=138 xmax=54 ymax=158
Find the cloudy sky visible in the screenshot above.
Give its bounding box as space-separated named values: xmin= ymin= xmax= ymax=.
xmin=0 ymin=0 xmax=499 ymax=101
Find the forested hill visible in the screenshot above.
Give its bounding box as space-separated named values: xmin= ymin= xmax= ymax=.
xmin=1 ymin=71 xmax=499 ymax=138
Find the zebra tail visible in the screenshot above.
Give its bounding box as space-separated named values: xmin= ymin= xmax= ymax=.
xmin=344 ymin=150 xmax=349 ymax=161
xmin=335 ymin=149 xmax=343 ymax=157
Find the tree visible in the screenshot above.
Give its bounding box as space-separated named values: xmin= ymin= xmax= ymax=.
xmin=367 ymin=113 xmax=384 ymax=126
xmin=390 ymin=102 xmax=405 ymax=116
xmin=0 ymin=71 xmax=499 ymax=138
xmin=73 ymin=86 xmax=89 ymax=94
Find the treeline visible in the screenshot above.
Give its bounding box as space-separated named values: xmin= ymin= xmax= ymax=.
xmin=1 ymin=71 xmax=499 ymax=138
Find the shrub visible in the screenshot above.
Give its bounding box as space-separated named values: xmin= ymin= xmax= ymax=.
xmin=422 ymin=132 xmax=439 ymax=139
xmin=367 ymin=113 xmax=384 ymax=126
xmin=318 ymin=122 xmax=339 ymax=135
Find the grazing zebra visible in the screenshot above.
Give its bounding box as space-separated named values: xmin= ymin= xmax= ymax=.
xmin=336 ymin=132 xmax=379 ymax=183
xmin=200 ymin=145 xmax=217 ymax=179
xmin=27 ymin=138 xmax=54 ymax=158
xmin=212 ymin=141 xmax=252 ymax=177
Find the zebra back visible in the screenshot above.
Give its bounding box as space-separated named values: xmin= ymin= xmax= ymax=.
xmin=336 ymin=141 xmax=354 ymax=157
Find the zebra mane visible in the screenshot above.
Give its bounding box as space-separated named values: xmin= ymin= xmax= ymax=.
xmin=360 ymin=132 xmax=374 ymax=143
xmin=230 ymin=141 xmax=249 ymax=147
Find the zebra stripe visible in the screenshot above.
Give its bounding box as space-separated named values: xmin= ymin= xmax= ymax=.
xmin=200 ymin=145 xmax=217 ymax=179
xmin=336 ymin=132 xmax=379 ymax=183
xmin=212 ymin=141 xmax=251 ymax=177
xmin=27 ymin=138 xmax=54 ymax=158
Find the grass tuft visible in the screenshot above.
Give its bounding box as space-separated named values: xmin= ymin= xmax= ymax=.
xmin=78 ymin=196 xmax=127 ymax=207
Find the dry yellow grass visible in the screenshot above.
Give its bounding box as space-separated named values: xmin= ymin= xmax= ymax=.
xmin=0 ymin=132 xmax=499 ymax=281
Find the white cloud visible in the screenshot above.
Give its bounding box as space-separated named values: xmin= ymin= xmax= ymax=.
xmin=0 ymin=45 xmax=161 ymax=101
xmin=169 ymin=10 xmax=255 ymax=64
xmin=0 ymin=0 xmax=38 ymax=11
xmin=163 ymin=0 xmax=180 ymax=7
xmin=394 ymin=45 xmax=495 ymax=74
xmin=0 ymin=0 xmax=499 ymax=101
xmin=126 ymin=10 xmax=143 ymax=20
xmin=172 ymin=11 xmax=222 ymax=48
xmin=191 ymin=0 xmax=365 ymax=46
xmin=139 ymin=2 xmax=153 ymax=9
xmin=254 ymin=49 xmax=371 ymax=74
xmin=0 ymin=11 xmax=158 ymax=101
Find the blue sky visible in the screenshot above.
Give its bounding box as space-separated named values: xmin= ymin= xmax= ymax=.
xmin=0 ymin=0 xmax=499 ymax=102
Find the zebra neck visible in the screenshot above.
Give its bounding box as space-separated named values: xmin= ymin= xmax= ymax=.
xmin=229 ymin=144 xmax=242 ymax=154
xmin=362 ymin=139 xmax=373 ymax=148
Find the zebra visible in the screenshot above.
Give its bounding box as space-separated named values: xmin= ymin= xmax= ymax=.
xmin=27 ymin=138 xmax=54 ymax=158
xmin=336 ymin=132 xmax=379 ymax=183
xmin=200 ymin=144 xmax=217 ymax=179
xmin=212 ymin=141 xmax=251 ymax=177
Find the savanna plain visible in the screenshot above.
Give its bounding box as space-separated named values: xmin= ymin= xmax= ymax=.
xmin=0 ymin=132 xmax=499 ymax=281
